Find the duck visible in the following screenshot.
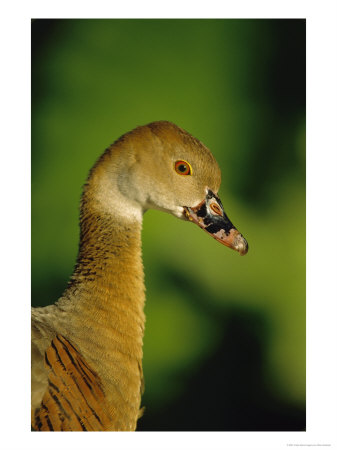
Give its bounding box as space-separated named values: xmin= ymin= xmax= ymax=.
xmin=31 ymin=120 xmax=248 ymax=431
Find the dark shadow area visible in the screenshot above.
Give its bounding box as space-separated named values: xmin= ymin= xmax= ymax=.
xmin=227 ymin=19 xmax=306 ymax=210
xmin=31 ymin=275 xmax=68 ymax=308
xmin=31 ymin=19 xmax=68 ymax=105
xmin=137 ymin=266 xmax=305 ymax=431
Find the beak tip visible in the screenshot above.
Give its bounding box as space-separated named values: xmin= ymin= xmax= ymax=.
xmin=234 ymin=235 xmax=249 ymax=256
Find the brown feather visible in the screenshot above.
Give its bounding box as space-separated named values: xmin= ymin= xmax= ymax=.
xmin=32 ymin=335 xmax=113 ymax=431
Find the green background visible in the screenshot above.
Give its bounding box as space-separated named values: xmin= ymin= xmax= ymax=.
xmin=32 ymin=19 xmax=306 ymax=431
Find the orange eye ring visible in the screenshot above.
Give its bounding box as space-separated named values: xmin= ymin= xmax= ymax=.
xmin=174 ymin=160 xmax=192 ymax=176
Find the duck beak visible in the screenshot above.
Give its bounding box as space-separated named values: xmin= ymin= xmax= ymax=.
xmin=184 ymin=189 xmax=248 ymax=255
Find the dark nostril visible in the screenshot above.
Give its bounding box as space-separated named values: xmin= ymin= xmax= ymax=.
xmin=209 ymin=203 xmax=223 ymax=216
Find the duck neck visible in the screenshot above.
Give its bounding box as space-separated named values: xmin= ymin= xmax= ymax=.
xmin=55 ymin=206 xmax=145 ymax=430
xmin=53 ymin=156 xmax=147 ymax=429
xmin=62 ymin=207 xmax=145 ymax=330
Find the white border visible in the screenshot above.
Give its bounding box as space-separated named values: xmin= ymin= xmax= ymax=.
xmin=1 ymin=1 xmax=336 ymax=449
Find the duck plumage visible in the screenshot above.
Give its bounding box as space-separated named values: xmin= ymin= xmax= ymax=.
xmin=31 ymin=121 xmax=248 ymax=431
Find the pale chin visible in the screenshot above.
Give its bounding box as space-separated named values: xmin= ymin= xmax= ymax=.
xmin=171 ymin=206 xmax=187 ymax=220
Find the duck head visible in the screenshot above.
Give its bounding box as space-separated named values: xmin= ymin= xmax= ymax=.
xmin=90 ymin=121 xmax=248 ymax=256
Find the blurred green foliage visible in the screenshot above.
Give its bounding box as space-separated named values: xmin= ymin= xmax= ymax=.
xmin=32 ymin=19 xmax=305 ymax=430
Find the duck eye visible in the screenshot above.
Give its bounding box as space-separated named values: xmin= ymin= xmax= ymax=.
xmin=174 ymin=160 xmax=192 ymax=176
